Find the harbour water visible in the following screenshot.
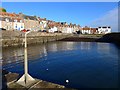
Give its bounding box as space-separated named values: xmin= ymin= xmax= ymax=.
xmin=2 ymin=41 xmax=119 ymax=88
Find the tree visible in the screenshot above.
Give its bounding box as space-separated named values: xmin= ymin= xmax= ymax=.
xmin=2 ymin=8 xmax=7 ymax=12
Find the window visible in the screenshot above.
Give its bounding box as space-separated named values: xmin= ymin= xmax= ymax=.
xmin=16 ymin=24 xmax=17 ymax=28
xmin=20 ymin=20 xmax=22 ymax=23
xmin=105 ymin=29 xmax=108 ymax=32
xmin=14 ymin=20 xmax=17 ymax=22
xmin=102 ymin=27 xmax=107 ymax=28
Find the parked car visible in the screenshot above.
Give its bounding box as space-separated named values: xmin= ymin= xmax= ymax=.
xmin=54 ymin=31 xmax=59 ymax=33
xmin=37 ymin=30 xmax=42 ymax=32
xmin=54 ymin=31 xmax=62 ymax=33
xmin=73 ymin=32 xmax=77 ymax=34
xmin=21 ymin=29 xmax=30 ymax=32
xmin=42 ymin=30 xmax=46 ymax=32
xmin=76 ymin=30 xmax=82 ymax=34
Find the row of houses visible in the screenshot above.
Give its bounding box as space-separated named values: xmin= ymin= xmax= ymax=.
xmin=82 ymin=26 xmax=111 ymax=34
xmin=0 ymin=8 xmax=111 ymax=34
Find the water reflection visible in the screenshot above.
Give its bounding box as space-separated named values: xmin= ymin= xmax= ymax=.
xmin=97 ymin=43 xmax=110 ymax=53
xmin=2 ymin=42 xmax=119 ymax=65
xmin=2 ymin=47 xmax=24 ymax=65
xmin=46 ymin=43 xmax=57 ymax=52
xmin=2 ymin=41 xmax=119 ymax=88
xmin=80 ymin=42 xmax=91 ymax=50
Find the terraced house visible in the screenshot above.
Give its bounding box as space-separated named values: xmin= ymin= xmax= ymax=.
xmin=0 ymin=8 xmax=24 ymax=30
xmin=37 ymin=17 xmax=48 ymax=31
xmin=0 ymin=8 xmax=111 ymax=34
xmin=19 ymin=13 xmax=40 ymax=31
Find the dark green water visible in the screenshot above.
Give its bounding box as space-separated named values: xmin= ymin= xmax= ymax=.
xmin=2 ymin=41 xmax=119 ymax=88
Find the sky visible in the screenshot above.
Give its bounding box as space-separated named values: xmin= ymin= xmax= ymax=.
xmin=1 ymin=2 xmax=118 ymax=32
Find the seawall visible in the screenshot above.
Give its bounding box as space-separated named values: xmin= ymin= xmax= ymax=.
xmin=1 ymin=31 xmax=120 ymax=47
xmin=96 ymin=33 xmax=120 ymax=45
xmin=1 ymin=31 xmax=72 ymax=47
xmin=59 ymin=34 xmax=103 ymax=42
xmin=59 ymin=33 xmax=120 ymax=46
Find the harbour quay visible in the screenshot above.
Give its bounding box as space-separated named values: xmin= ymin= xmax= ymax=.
xmin=2 ymin=70 xmax=67 ymax=89
xmin=1 ymin=30 xmax=72 ymax=47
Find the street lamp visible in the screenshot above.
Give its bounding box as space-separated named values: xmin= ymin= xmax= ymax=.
xmin=17 ymin=30 xmax=35 ymax=87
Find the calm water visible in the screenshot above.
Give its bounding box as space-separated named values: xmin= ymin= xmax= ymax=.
xmin=2 ymin=41 xmax=119 ymax=88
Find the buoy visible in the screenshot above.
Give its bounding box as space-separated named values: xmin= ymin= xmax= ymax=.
xmin=66 ymin=80 xmax=69 ymax=83
xmin=46 ymin=68 xmax=48 ymax=71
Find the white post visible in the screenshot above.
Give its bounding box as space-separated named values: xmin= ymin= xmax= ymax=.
xmin=24 ymin=33 xmax=28 ymax=83
xmin=17 ymin=31 xmax=35 ymax=87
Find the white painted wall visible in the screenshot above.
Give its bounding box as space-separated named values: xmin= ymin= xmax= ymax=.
xmin=82 ymin=30 xmax=92 ymax=34
xmin=42 ymin=20 xmax=47 ymax=29
xmin=62 ymin=27 xmax=67 ymax=33
xmin=48 ymin=26 xmax=58 ymax=32
xmin=14 ymin=22 xmax=24 ymax=30
xmin=0 ymin=21 xmax=1 ymax=28
xmin=66 ymin=27 xmax=73 ymax=33
xmin=98 ymin=27 xmax=111 ymax=34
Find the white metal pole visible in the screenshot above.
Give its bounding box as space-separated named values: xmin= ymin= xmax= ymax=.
xmin=17 ymin=31 xmax=35 ymax=86
xmin=24 ymin=33 xmax=28 ymax=83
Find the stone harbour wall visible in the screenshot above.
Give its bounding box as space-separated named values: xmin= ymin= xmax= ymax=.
xmin=1 ymin=31 xmax=72 ymax=47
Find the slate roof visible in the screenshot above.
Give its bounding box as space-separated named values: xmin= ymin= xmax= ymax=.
xmin=23 ymin=15 xmax=38 ymax=20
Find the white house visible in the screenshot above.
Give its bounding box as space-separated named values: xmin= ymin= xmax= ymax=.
xmin=48 ymin=26 xmax=58 ymax=33
xmin=61 ymin=26 xmax=67 ymax=33
xmin=82 ymin=26 xmax=91 ymax=34
xmin=98 ymin=26 xmax=111 ymax=34
xmin=14 ymin=19 xmax=24 ymax=30
xmin=42 ymin=20 xmax=47 ymax=29
xmin=39 ymin=19 xmax=48 ymax=31
xmin=66 ymin=27 xmax=73 ymax=33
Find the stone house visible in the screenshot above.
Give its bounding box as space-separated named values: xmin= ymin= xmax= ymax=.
xmin=0 ymin=12 xmax=24 ymax=30
xmin=0 ymin=17 xmax=13 ymax=30
xmin=19 ymin=13 xmax=40 ymax=31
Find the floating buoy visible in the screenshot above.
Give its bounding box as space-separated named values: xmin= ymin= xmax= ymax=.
xmin=46 ymin=68 xmax=48 ymax=71
xmin=66 ymin=80 xmax=69 ymax=83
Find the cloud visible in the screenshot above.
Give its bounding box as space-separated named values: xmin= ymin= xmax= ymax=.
xmin=88 ymin=8 xmax=118 ymax=32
